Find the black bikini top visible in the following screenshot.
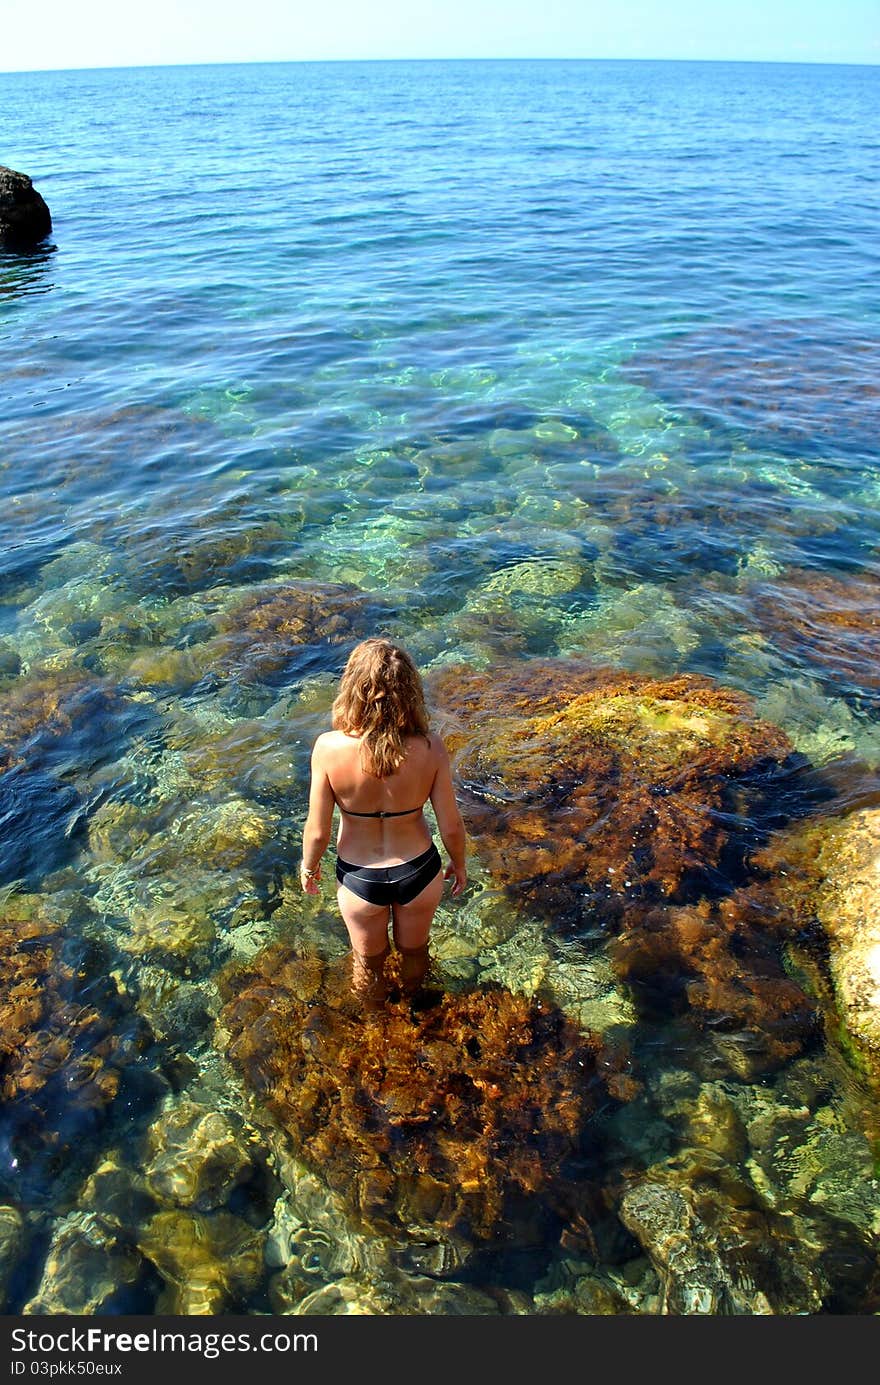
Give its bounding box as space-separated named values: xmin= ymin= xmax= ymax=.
xmin=338 ymin=803 xmax=426 ymax=819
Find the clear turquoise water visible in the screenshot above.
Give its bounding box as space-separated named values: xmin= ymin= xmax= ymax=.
xmin=3 ymin=61 xmax=879 ymax=606
xmin=2 ymin=60 xmax=880 ymax=1315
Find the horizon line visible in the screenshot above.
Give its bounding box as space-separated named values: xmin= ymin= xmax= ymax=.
xmin=2 ymin=54 xmax=879 ymax=76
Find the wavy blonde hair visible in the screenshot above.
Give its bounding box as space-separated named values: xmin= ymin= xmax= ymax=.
xmin=332 ymin=638 xmax=430 ymax=778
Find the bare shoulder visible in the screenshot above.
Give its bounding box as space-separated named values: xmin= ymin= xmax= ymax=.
xmin=425 ymin=732 xmax=451 ymax=767
xmin=312 ymin=730 xmax=344 ymax=760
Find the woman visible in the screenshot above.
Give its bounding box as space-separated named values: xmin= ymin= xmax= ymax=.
xmin=300 ymin=638 xmax=467 ymax=1000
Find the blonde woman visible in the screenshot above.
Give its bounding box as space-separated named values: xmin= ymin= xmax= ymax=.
xmin=300 ymin=639 xmax=467 ymax=999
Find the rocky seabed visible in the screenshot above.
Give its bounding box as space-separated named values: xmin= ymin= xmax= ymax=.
xmin=2 ymin=588 xmax=880 ymax=1315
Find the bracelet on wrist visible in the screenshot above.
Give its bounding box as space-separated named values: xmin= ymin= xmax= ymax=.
xmin=301 ymin=862 xmax=321 ymax=880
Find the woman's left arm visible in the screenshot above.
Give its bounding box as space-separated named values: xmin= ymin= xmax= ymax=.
xmin=301 ymin=737 xmax=336 ymax=894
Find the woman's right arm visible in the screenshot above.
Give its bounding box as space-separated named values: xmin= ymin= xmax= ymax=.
xmin=429 ymin=737 xmax=468 ymax=897
xmin=301 ymin=736 xmax=336 ymax=894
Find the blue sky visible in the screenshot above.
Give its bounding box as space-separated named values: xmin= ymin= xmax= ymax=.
xmin=1 ymin=0 xmax=878 ymax=72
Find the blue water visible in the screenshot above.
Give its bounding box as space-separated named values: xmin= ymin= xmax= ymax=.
xmin=3 ymin=62 xmax=879 ymax=600
xmin=2 ymin=59 xmax=880 ymax=1315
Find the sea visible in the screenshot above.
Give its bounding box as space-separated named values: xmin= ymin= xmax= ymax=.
xmin=1 ymin=59 xmax=879 ymax=1316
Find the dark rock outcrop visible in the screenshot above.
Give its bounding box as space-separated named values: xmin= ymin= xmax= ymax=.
xmin=0 ymin=167 xmax=52 ymax=249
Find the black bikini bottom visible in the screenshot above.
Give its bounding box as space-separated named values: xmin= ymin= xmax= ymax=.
xmin=336 ymin=842 xmax=442 ymax=907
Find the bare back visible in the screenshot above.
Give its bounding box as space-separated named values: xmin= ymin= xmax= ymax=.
xmin=316 ymin=730 xmax=440 ymax=867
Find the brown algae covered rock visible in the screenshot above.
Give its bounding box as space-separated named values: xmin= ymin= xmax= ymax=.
xmin=745 ymin=567 xmax=880 ymax=708
xmin=0 ymin=893 xmax=151 ymax=1176
xmin=621 ymin=317 xmax=880 ymax=459
xmin=429 ymin=659 xmax=797 ymax=925
xmin=211 ymin=579 xmax=374 ymax=684
xmin=610 ymin=888 xmax=820 ymax=1078
xmin=0 ymin=668 xmax=127 ymax=772
xmin=124 ymin=578 xmax=376 ymax=691
xmin=120 ymin=506 xmax=287 ymax=599
xmin=218 ymin=946 xmax=632 ymax=1245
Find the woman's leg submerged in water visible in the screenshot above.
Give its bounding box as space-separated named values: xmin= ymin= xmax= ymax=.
xmin=392 ymin=869 xmax=444 ymax=994
xmin=336 ymin=885 xmax=391 ymax=1002
xmin=337 ymin=864 xmax=445 ymax=1001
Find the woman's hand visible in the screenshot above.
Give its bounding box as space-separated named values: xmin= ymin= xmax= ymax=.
xmin=301 ymin=862 xmax=322 ymax=895
xmin=444 ymin=860 xmax=467 ymax=898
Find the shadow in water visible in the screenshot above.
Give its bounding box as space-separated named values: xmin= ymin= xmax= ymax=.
xmin=0 ymin=243 xmax=57 ymax=300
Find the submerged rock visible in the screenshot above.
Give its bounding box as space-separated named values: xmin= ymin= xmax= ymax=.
xmin=125 ymin=579 xmax=375 ymax=690
xmin=138 ymin=1209 xmax=265 ymax=1314
xmin=752 ymin=675 xmax=880 ymax=770
xmin=165 ymin=707 xmax=302 ymax=798
xmin=556 ymin=581 xmax=702 ymax=671
xmin=22 ymin=1212 xmax=145 ymax=1315
xmin=78 ymin=1153 xmax=158 ymax=1230
xmin=754 ymin=807 xmax=880 ymax=1093
xmin=0 ymin=1205 xmax=25 ymax=1307
xmin=219 ymin=946 xmax=630 ymax=1246
xmin=430 ymin=659 xmax=797 ymax=926
xmin=263 ymin=1167 xmax=394 ymax=1284
xmin=287 ymin=1273 xmax=503 ymax=1316
xmin=87 ymin=794 xmax=279 ymax=973
xmin=87 ymin=798 xmax=154 ymax=864
xmin=752 ymin=1108 xmax=880 ymax=1235
xmin=482 ymin=557 xmax=584 ymax=598
xmin=680 ymin=1088 xmax=749 ymax=1163
xmin=622 ymin=317 xmax=880 ymax=460
xmin=618 ymin=1162 xmax=825 ymax=1314
xmin=0 ymin=167 xmax=51 ymax=250
xmin=746 ymin=568 xmax=880 ymax=710
xmin=444 ymin=588 xmax=552 ymax=664
xmin=268 ymin=1218 xmax=364 ymax=1286
xmin=143 ymin=1097 xmax=258 ymax=1211
xmin=0 ymin=642 xmax=21 ymax=685
xmin=127 ymin=966 xmax=214 ymax=1045
xmin=286 ymin=1278 xmax=392 ymax=1315
xmin=0 ymin=893 xmax=151 ymax=1183
xmin=124 ymin=891 xmax=219 ymax=968
xmin=610 ymin=888 xmax=820 ymax=1078
xmin=102 ymin=796 xmax=280 ymax=876
xmin=210 ymin=579 xmax=374 ymax=683
xmin=0 ymin=668 xmax=125 ymax=772
xmin=121 ymin=505 xmax=287 ymax=599
xmin=533 ymin=1270 xmax=633 ymax=1315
